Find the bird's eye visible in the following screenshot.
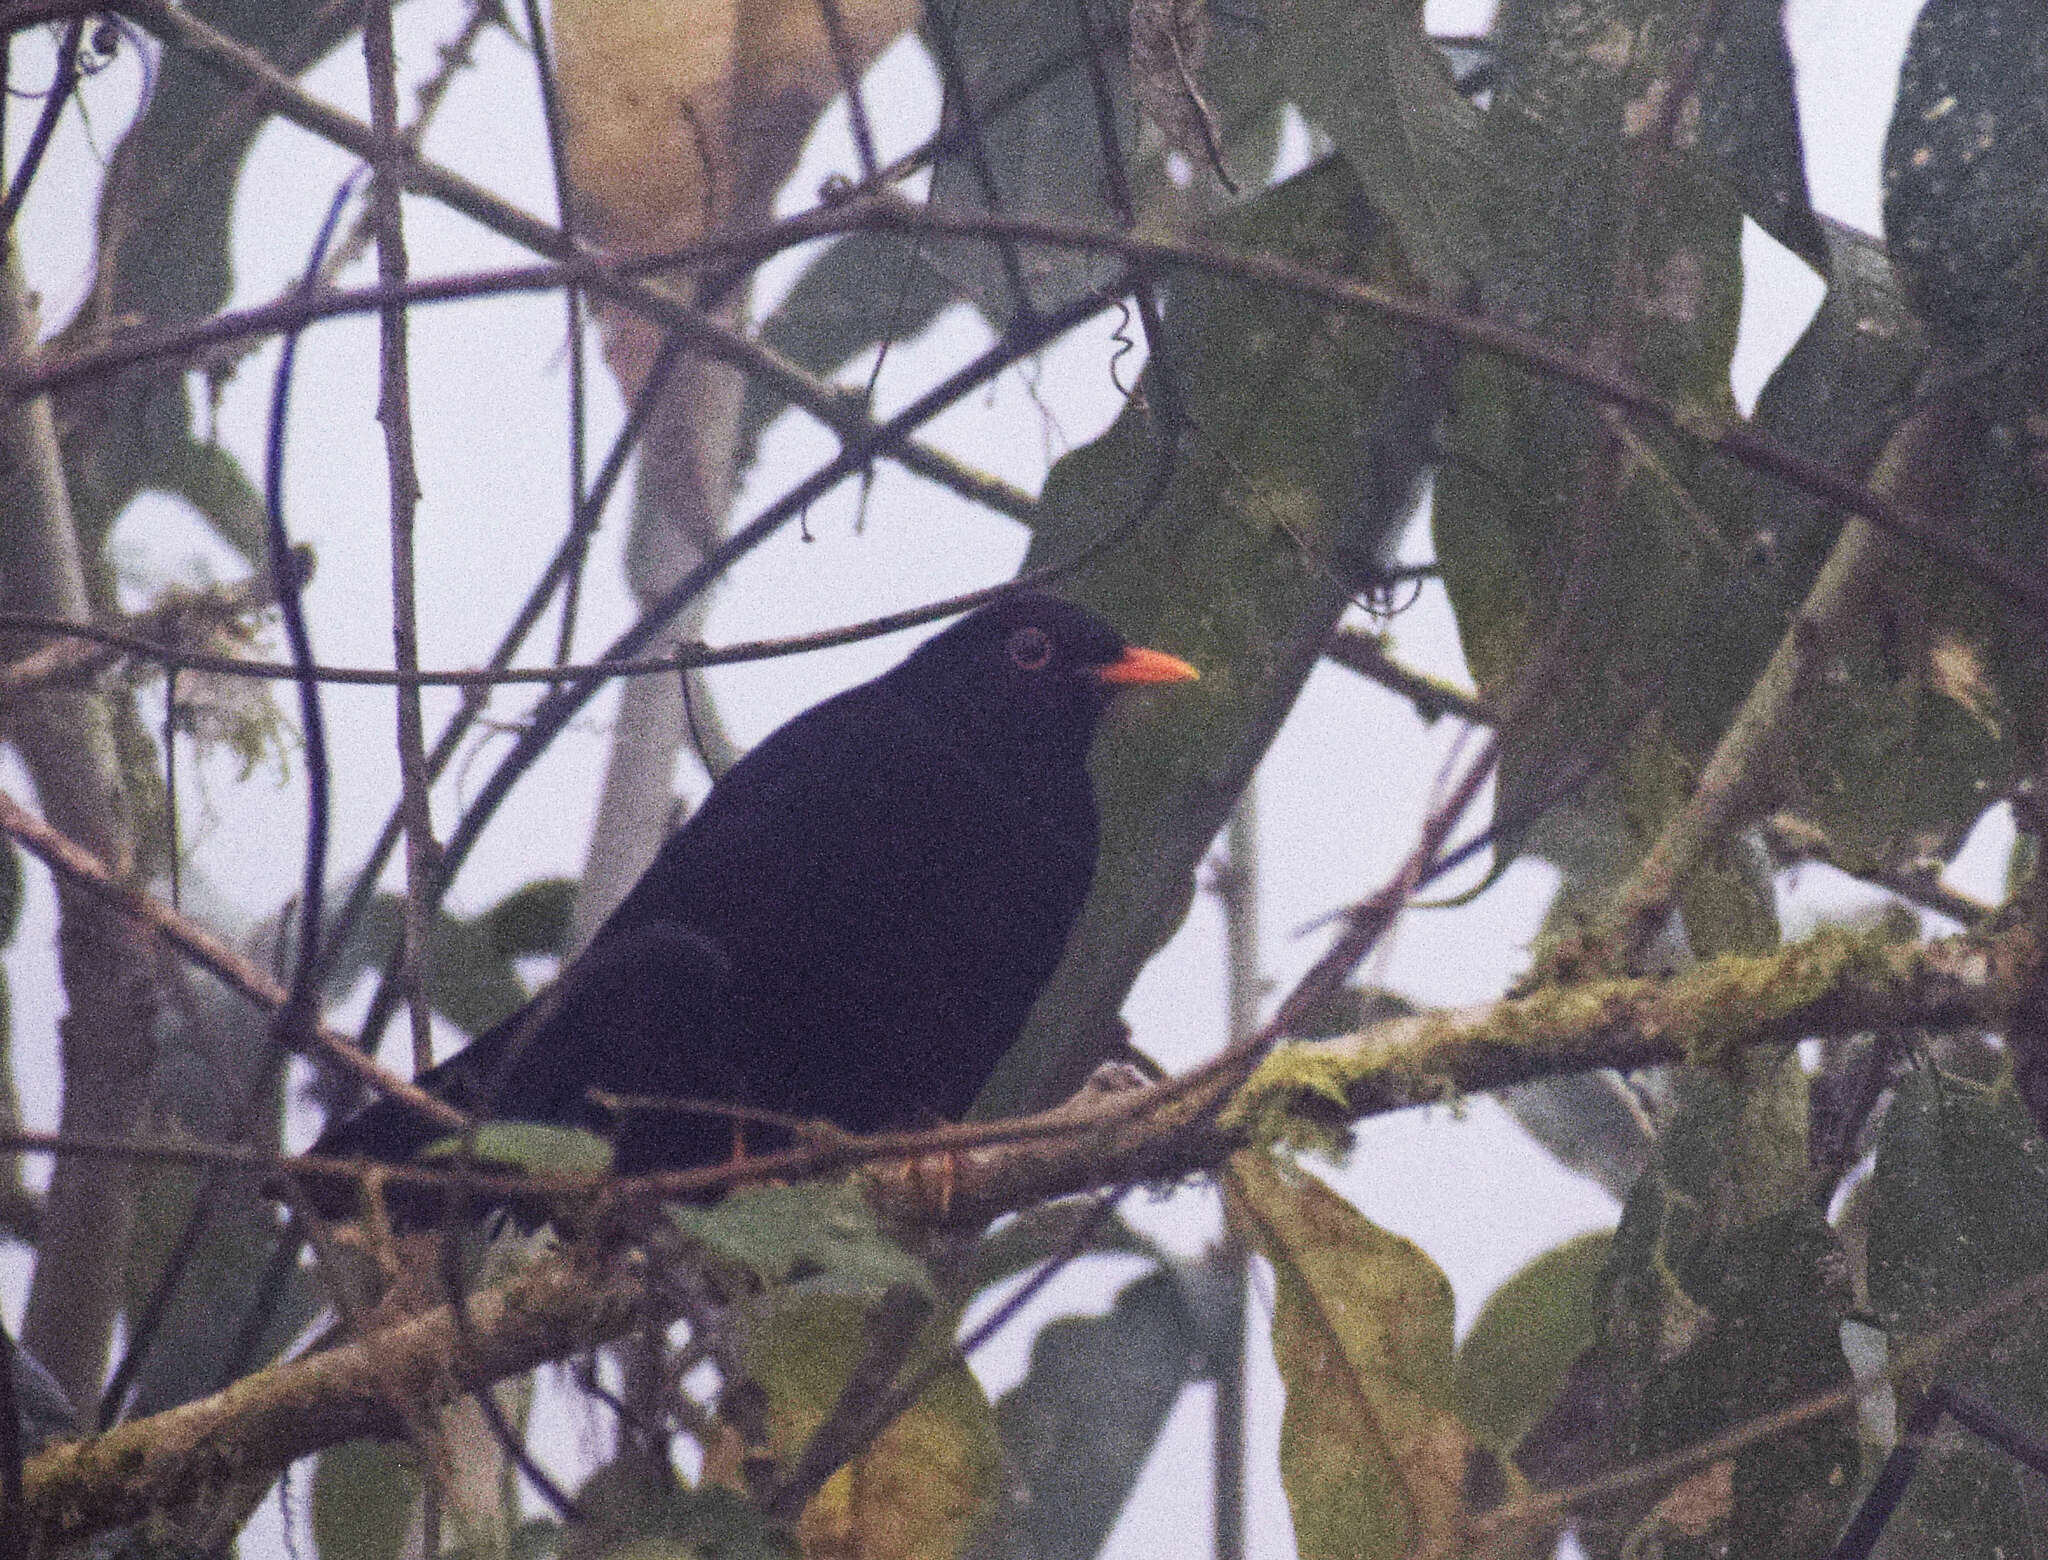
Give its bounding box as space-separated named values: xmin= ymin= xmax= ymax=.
xmin=1006 ymin=625 xmax=1054 ymax=671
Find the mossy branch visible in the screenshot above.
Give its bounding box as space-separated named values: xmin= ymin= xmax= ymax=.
xmin=18 ymin=923 xmax=2032 ymax=1542
xmin=23 ymin=1248 xmax=643 ymax=1542
xmin=1227 ymin=924 xmax=2025 ymax=1149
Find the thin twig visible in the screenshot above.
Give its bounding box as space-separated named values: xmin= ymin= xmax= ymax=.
xmin=512 ymin=0 xmax=593 ymax=667
xmin=0 ymin=576 xmax=279 ymax=695
xmin=16 ymin=194 xmax=2037 ymax=619
xmin=101 ymin=0 xmax=1040 ymax=524
xmin=310 ymin=329 xmax=693 ymax=1003
xmin=0 ymin=921 xmax=2018 ymax=1221
xmin=265 ymin=176 xmax=359 ymax=1038
xmin=1323 ymin=628 xmax=1488 ymax=724
xmin=813 ymin=0 xmax=880 ymax=181
xmin=363 ymin=0 xmax=437 ymax=1078
xmin=1762 ymin=813 xmax=1994 ymax=929
xmin=0 ymin=576 xmax=1141 ymax=688
xmin=0 ymin=17 xmax=83 ymax=236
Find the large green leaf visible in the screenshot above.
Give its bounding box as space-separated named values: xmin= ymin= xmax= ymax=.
xmin=968 ymin=1267 xmax=1198 ymax=1560
xmin=1563 ymin=1066 xmax=1856 ymax=1560
xmin=738 ymin=232 xmax=965 ymax=471
xmin=982 ymin=156 xmax=1433 ymax=1114
xmin=1454 ymin=1230 xmax=1612 ymax=1454
xmin=326 ymin=879 xmax=574 ymax=1041
xmin=1263 ymin=0 xmax=1495 ymax=291
xmin=1688 ymin=222 xmax=2025 ymax=882
xmin=920 ymin=0 xmax=1132 ymax=323
xmin=1227 ymin=1152 xmax=1470 ymax=1560
xmin=1882 ymin=0 xmax=2048 ymax=350
xmin=1431 ymin=0 xmax=1748 ymax=926
xmin=669 ymin=1182 xmax=934 ymax=1299
xmin=57 ymin=1 xmax=369 ymax=571
xmin=1866 ymin=1071 xmax=2048 ymax=1557
xmin=312 ymin=1439 xmax=423 ymax=1560
xmin=1694 ymin=0 xmax=1824 ymax=269
xmin=1869 ymin=2 xmax=2048 ymax=869
xmin=424 ymin=1121 xmax=615 ymax=1178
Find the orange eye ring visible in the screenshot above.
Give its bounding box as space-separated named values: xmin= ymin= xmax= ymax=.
xmin=1006 ymin=625 xmax=1054 ymax=671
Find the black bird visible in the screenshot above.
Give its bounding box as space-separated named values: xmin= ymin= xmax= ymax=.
xmin=311 ymin=592 xmax=1197 ymax=1186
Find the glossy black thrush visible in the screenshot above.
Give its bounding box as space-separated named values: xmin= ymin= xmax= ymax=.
xmin=310 ymin=592 xmax=1198 ymax=1189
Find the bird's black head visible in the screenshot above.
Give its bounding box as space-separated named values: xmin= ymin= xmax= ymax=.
xmin=889 ymin=591 xmax=1199 ymax=765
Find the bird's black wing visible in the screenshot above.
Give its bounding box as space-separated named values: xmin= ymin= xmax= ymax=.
xmin=311 ymin=919 xmax=735 ymax=1171
xmin=599 ymin=678 xmax=1099 ymax=1129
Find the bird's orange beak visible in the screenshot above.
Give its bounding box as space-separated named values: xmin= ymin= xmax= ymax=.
xmin=1095 ymin=645 xmax=1200 ymax=685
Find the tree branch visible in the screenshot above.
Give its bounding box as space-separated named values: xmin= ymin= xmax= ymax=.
xmin=12 ymin=918 xmax=2032 ymax=1542
xmin=0 ymin=239 xmax=159 ymax=1412
xmin=23 ymin=1246 xmax=643 ymax=1541
xmin=1323 ymin=627 xmax=1488 ymax=724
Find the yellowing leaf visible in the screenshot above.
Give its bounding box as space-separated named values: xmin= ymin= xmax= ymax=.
xmin=550 ymin=0 xmax=913 ymax=391
xmin=553 ymin=0 xmax=738 ymax=252
xmin=1226 ymin=1151 xmax=1471 ymax=1560
xmin=748 ymin=1294 xmax=998 ymax=1560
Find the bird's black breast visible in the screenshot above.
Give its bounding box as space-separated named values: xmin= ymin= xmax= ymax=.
xmin=600 ymin=677 xmax=1099 ymax=1148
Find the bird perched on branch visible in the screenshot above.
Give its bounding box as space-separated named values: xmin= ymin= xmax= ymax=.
xmin=308 ymin=591 xmax=1198 ymax=1200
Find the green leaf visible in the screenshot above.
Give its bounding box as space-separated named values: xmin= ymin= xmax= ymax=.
xmin=423 ymin=1122 xmax=615 ymax=1179
xmin=473 ymin=878 xmax=577 ymax=965
xmin=312 ymin=1439 xmax=423 ymax=1560
xmin=969 ymin=1268 xmax=1198 ymax=1560
xmin=1454 ymin=1230 xmax=1612 ymax=1453
xmin=1866 ymin=1070 xmax=2048 ymax=1557
xmin=1568 ymin=1067 xmax=1856 ymax=1560
xmin=1281 ymin=983 xmax=1418 ymax=1043
xmin=984 ymin=156 xmax=1434 ymax=1114
xmin=56 ymin=0 xmax=363 ymax=571
xmin=921 ymin=0 xmax=1129 ymax=322
xmin=955 ymin=1202 xmax=1161 ymax=1301
xmin=1227 ymin=1152 xmax=1470 ymax=1560
xmin=0 ymin=834 xmax=22 ymax=947
xmin=740 ymin=232 xmax=963 ymax=473
xmin=328 ymin=883 xmax=574 ymax=1039
xmin=1695 ymin=0 xmax=1825 ymax=269
xmin=1263 ymin=0 xmax=1496 ymax=291
xmin=1882 ymin=0 xmax=2048 ymax=349
xmin=747 ymin=1293 xmax=999 ymax=1560
xmin=1693 ymin=223 xmax=2025 ymax=879
xmin=669 ymin=1182 xmax=932 ymax=1298
xmin=1433 ymin=0 xmax=1748 ymax=908
xmin=1497 ymin=1070 xmax=1655 ymax=1201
